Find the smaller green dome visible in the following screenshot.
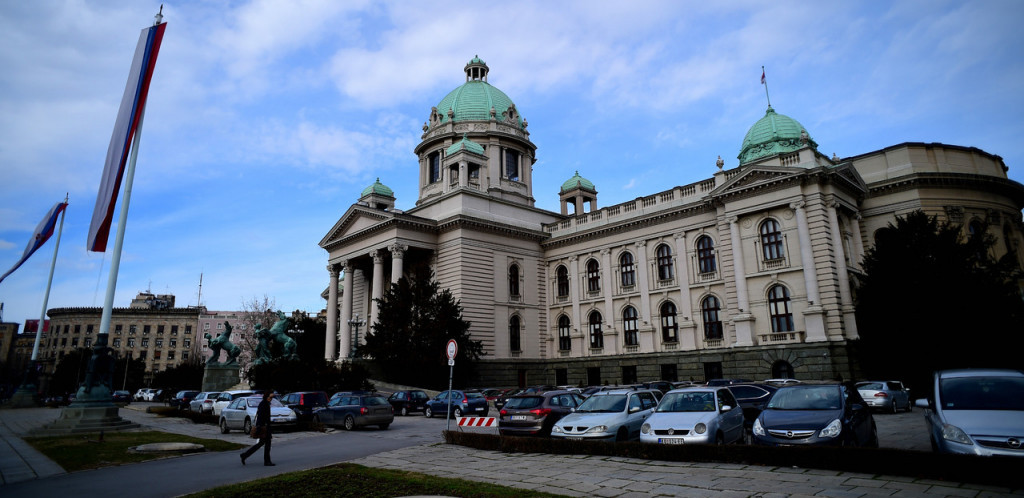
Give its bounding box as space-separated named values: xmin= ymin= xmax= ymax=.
xmin=738 ymin=107 xmax=817 ymax=165
xmin=361 ymin=178 xmax=394 ymax=197
xmin=561 ymin=171 xmax=596 ymax=193
xmin=446 ymin=134 xmax=485 ymax=156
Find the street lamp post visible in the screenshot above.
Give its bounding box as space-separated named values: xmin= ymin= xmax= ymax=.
xmin=347 ymin=314 xmax=365 ymax=358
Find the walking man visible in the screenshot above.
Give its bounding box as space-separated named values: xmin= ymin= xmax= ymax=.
xmin=240 ymin=391 xmax=275 ymax=466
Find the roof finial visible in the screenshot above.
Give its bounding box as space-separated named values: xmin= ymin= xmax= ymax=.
xmin=154 ymin=4 xmax=164 ymax=25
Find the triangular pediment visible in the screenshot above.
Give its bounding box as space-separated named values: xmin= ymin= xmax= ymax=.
xmin=319 ymin=205 xmax=394 ymax=248
xmin=710 ymin=166 xmax=802 ymax=197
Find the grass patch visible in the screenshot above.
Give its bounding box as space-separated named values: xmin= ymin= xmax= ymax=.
xmin=24 ymin=431 xmax=246 ymax=472
xmin=185 ymin=462 xmax=568 ymax=498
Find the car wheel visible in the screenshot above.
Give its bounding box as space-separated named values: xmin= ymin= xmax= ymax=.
xmin=219 ymin=419 xmax=229 ymax=434
xmin=867 ymin=423 xmax=880 ymax=448
xmin=313 ymin=414 xmax=321 ymax=425
xmin=615 ymin=427 xmax=628 ymax=442
xmin=344 ymin=415 xmax=355 ymax=431
xmin=243 ymin=418 xmax=252 ymax=435
xmin=379 ymin=423 xmax=390 ymax=430
xmin=424 ymin=407 xmax=433 ymax=418
xmin=905 ymin=400 xmax=913 ymax=413
xmin=715 ymin=433 xmax=724 ymax=445
xmin=742 ymin=429 xmax=753 ymax=445
xmin=453 ymin=408 xmax=463 ymax=418
xmin=400 ymin=406 xmax=408 ymax=416
xmin=890 ymin=401 xmax=898 ymax=415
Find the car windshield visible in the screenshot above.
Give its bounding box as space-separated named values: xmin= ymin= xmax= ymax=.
xmin=657 ymin=391 xmax=716 ymax=412
xmin=939 ymin=376 xmax=1024 ymax=410
xmin=364 ymin=396 xmax=388 ymax=406
xmin=767 ymin=386 xmax=840 ymax=410
xmin=576 ymin=394 xmax=627 ymax=413
xmin=856 ymin=382 xmax=884 ymax=390
xmin=505 ymin=396 xmax=543 ymax=409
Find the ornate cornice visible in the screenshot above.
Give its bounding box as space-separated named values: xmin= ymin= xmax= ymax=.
xmin=541 ymin=202 xmax=713 ymax=250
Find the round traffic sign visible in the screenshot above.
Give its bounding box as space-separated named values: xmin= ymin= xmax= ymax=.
xmin=446 ymin=339 xmax=458 ymax=360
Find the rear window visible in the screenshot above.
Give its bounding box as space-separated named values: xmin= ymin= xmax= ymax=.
xmin=856 ymin=382 xmax=883 ymax=390
xmin=467 ymin=393 xmax=485 ymax=399
xmin=504 ymin=396 xmax=543 ymax=409
xmin=302 ymin=392 xmax=327 ymax=406
xmin=364 ymin=396 xmax=389 ymax=406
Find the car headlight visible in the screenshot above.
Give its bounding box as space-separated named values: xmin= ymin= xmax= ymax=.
xmin=753 ymin=418 xmax=765 ymax=436
xmin=551 ymin=425 xmax=563 ymax=433
xmin=585 ymin=425 xmax=608 ymax=434
xmin=819 ymin=418 xmax=842 ymax=438
xmin=641 ymin=423 xmax=651 ymax=434
xmin=941 ymin=424 xmax=972 ymax=445
xmin=694 ymin=423 xmax=707 ymax=434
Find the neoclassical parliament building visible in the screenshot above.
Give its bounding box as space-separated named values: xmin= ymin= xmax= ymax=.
xmin=319 ymin=57 xmax=1024 ymax=387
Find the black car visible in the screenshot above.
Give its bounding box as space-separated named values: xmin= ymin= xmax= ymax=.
xmin=280 ymin=391 xmax=328 ymax=422
xmin=727 ymin=383 xmax=778 ymax=430
xmin=170 ymin=390 xmax=199 ymax=410
xmin=752 ymin=383 xmax=878 ymax=447
xmin=111 ymin=390 xmax=132 ymax=404
xmin=388 ymin=389 xmax=430 ymax=416
xmin=498 ymin=390 xmax=584 ymax=437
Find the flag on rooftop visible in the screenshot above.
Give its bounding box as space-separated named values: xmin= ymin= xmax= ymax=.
xmin=0 ymin=200 xmax=68 ymax=285
xmin=87 ymin=18 xmax=166 ymax=252
xmin=761 ymin=69 xmax=766 ymax=85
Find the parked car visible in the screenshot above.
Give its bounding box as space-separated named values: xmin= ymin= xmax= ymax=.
xmin=856 ymin=380 xmax=911 ymax=414
xmin=425 ymin=390 xmax=489 ymax=418
xmin=212 ymin=390 xmax=256 ymax=416
xmin=915 ymin=369 xmax=1024 ymax=457
xmin=763 ymin=378 xmax=802 ymax=387
xmin=641 ymin=381 xmax=675 ymax=394
xmin=219 ymin=395 xmax=297 ymax=434
xmin=706 ymin=378 xmax=752 ymax=386
xmin=111 ymin=390 xmax=132 ymax=403
xmin=189 ymin=391 xmax=221 ymax=414
xmin=387 ymin=390 xmax=430 ymax=416
xmin=727 ymin=383 xmax=778 ymax=431
xmin=170 ymin=390 xmax=200 ymax=410
xmin=494 ymin=388 xmax=526 ymax=410
xmin=133 ymin=388 xmax=154 ymax=401
xmin=280 ymin=391 xmax=329 ymax=422
xmin=313 ymin=393 xmax=394 ymax=430
xmin=550 ymin=388 xmax=660 ymax=441
xmin=498 ymin=390 xmax=585 ymax=437
xmin=640 ymin=387 xmax=746 ymax=445
xmin=752 ymin=383 xmax=878 ymax=447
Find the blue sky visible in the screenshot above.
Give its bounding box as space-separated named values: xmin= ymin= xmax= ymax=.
xmin=2 ymin=1 xmax=1023 ymax=330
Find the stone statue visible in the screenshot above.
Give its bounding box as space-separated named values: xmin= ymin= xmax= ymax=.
xmin=81 ymin=340 xmax=115 ymax=394
xmin=267 ymin=310 xmax=298 ymax=361
xmin=251 ymin=324 xmax=274 ymax=366
xmin=206 ymin=321 xmax=241 ymax=365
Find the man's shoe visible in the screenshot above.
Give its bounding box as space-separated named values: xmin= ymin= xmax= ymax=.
xmin=240 ymin=454 xmax=246 ymax=466
xmin=264 ymin=462 xmax=276 ymax=466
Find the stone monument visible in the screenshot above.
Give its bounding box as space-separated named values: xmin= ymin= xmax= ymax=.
xmin=200 ymin=321 xmax=243 ymax=392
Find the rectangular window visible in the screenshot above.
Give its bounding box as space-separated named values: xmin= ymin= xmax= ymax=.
xmin=157 ymin=325 xmax=165 ymax=335
xmin=185 ymin=325 xmax=192 ymax=335
xmin=171 ymin=325 xmax=178 ymax=336
xmin=155 ymin=338 xmax=163 ymax=347
xmin=182 ymin=352 xmax=189 ymax=361
xmin=203 ymin=323 xmax=210 ymax=330
xmin=429 ymin=152 xmax=441 ymax=183
xmin=84 ymin=338 xmax=92 ymax=348
xmin=113 ymin=338 xmax=122 ymax=348
xmin=622 ymin=365 xmax=638 ymax=384
xmin=74 ymin=324 xmax=81 ymax=334
xmin=128 ymin=338 xmax=136 ymax=348
xmin=167 ymin=351 xmax=175 ymax=360
xmin=184 ymin=338 xmax=191 ymax=347
xmin=154 ymin=350 xmax=162 ymax=360
xmin=703 ymin=362 xmax=723 ymax=382
xmin=143 ymin=325 xmax=151 ymax=335
xmin=86 ymin=324 xmax=94 ymax=334
xmin=115 ymin=324 xmax=123 ymax=335
xmin=63 ymin=325 xmax=69 ymax=335
xmin=72 ymin=337 xmax=78 ymax=347
xmin=138 ymin=350 xmax=147 ymax=360
xmin=503 ymin=148 xmax=520 ymax=181
xmin=129 ymin=325 xmax=137 ymax=335
xmin=170 ymin=339 xmax=177 ymax=348
xmin=142 ymin=338 xmax=149 ymax=348
xmin=587 ymin=367 xmax=601 ymax=387
xmin=555 ymin=368 xmax=568 ymax=386
xmin=661 ymin=364 xmax=678 ymax=383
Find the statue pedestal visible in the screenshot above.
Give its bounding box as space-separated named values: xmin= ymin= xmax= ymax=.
xmin=202 ymin=363 xmax=243 ymax=392
xmin=31 ymin=393 xmax=140 ymax=435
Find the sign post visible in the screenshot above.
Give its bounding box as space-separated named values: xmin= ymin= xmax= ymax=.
xmin=444 ymin=339 xmax=457 ymax=433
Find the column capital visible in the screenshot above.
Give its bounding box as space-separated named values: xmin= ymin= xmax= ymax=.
xmin=388 ymin=243 xmax=408 ymax=258
xmin=727 ymin=216 xmax=740 ymax=225
xmin=340 ymin=259 xmax=352 ymax=271
xmin=789 ymin=200 xmax=806 ymax=211
xmin=635 ymin=240 xmax=647 ymax=249
xmin=370 ymin=251 xmax=385 ymax=264
xmin=600 ymin=248 xmax=610 ymax=256
xmin=327 ymin=264 xmax=340 ymax=277
xmin=568 ymin=255 xmax=578 ymax=263
xmin=673 ymin=231 xmax=686 ymax=241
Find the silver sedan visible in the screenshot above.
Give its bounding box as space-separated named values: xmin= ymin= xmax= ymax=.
xmin=219 ymin=396 xmax=296 ymax=434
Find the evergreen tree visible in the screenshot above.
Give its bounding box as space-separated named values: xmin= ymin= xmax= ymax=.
xmin=854 ymin=211 xmax=1024 ymax=391
xmin=360 ymin=265 xmax=483 ymax=389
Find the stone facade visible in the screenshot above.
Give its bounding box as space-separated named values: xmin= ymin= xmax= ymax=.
xmin=320 ymin=58 xmax=1024 ymax=387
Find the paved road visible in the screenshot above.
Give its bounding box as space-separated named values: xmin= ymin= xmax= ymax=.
xmin=1 ymin=403 xmax=1017 ymax=497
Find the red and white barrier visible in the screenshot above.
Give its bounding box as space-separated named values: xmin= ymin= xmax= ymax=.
xmin=456 ymin=416 xmax=496 ymax=427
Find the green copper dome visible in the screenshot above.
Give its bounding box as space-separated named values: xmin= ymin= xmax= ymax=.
xmin=738 ymin=107 xmax=817 ymax=165
xmin=561 ymin=171 xmax=596 ymax=193
xmin=434 ymin=56 xmax=522 ymax=127
xmin=361 ymin=178 xmax=394 ymax=197
xmin=446 ymin=134 xmax=485 ymax=156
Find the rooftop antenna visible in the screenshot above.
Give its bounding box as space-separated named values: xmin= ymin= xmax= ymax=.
xmin=761 ymin=65 xmax=772 ymax=108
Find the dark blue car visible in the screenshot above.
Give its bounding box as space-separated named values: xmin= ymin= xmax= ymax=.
xmin=424 ymin=390 xmax=489 ymax=418
xmin=752 ymin=383 xmax=878 ymax=447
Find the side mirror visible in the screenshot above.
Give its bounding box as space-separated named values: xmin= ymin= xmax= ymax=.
xmin=851 ymin=403 xmax=864 ymax=412
xmin=721 ymin=405 xmax=732 ymax=412
xmin=629 ymin=406 xmax=640 ymax=413
xmin=914 ymin=398 xmax=930 ymax=409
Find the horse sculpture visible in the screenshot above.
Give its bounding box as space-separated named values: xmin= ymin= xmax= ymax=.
xmin=206 ymin=321 xmax=241 ymax=364
xmin=267 ymin=311 xmax=298 ymax=360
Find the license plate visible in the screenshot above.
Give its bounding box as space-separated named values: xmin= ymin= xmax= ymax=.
xmin=566 ymin=436 xmax=583 ymax=440
xmin=659 ymin=438 xmax=684 ymax=444
xmin=511 ymin=415 xmax=527 ymax=421
xmin=475 ymin=407 xmax=484 ymax=411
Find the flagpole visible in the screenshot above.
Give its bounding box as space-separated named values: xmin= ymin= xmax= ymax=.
xmin=762 ymin=65 xmax=772 ymax=108
xmin=30 ymin=194 xmax=68 ymax=362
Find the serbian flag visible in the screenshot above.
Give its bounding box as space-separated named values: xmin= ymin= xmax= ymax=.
xmin=0 ymin=201 xmax=68 ymax=285
xmin=87 ymin=21 xmax=166 ymax=252
xmin=761 ymin=69 xmax=766 ymax=85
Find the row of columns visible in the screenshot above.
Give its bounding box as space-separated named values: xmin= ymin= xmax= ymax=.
xmin=324 ymin=243 xmax=407 ymax=361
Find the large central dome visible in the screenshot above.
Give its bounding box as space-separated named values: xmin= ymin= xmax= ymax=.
xmin=432 ymin=56 xmax=522 ymax=127
xmin=738 ymin=106 xmax=817 ymax=165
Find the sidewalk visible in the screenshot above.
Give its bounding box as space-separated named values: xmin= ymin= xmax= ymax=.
xmin=0 ymin=406 xmax=64 ymax=484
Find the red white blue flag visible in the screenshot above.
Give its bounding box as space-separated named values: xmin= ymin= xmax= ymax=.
xmin=0 ymin=201 xmax=68 ymax=284
xmin=87 ymin=21 xmax=166 ymax=252
xmin=761 ymin=69 xmax=766 ymax=85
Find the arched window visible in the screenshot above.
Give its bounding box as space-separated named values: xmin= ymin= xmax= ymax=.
xmin=588 ymin=311 xmax=604 ymax=348
xmin=556 ymin=265 xmax=569 ymax=297
xmin=509 ymin=315 xmax=521 ymax=352
xmin=701 ymin=295 xmax=723 ymax=340
xmin=558 ymin=315 xmax=572 ymax=351
xmin=656 ymin=244 xmax=674 ymax=280
xmin=968 ymin=219 xmax=984 ymax=240
xmin=696 ymin=235 xmax=716 ymax=274
xmin=586 ymin=259 xmax=601 ymax=292
xmin=760 ymin=219 xmax=784 ymax=261
xmin=768 ymin=285 xmax=794 ymax=332
xmin=772 ymin=360 xmax=795 ymax=379
xmin=428 ymin=151 xmax=441 ymax=183
xmin=619 ymin=252 xmax=635 ymax=287
xmin=660 ymin=301 xmax=678 ymax=343
xmin=508 ymin=264 xmax=520 ymax=298
xmin=622 ymin=306 xmax=639 ymax=346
